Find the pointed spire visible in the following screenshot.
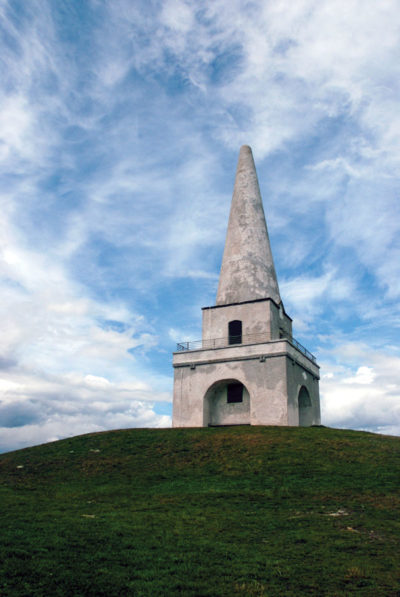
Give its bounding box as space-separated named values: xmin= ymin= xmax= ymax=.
xmin=216 ymin=145 xmax=281 ymax=306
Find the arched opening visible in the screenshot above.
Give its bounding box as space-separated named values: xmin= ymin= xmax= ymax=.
xmin=204 ymin=379 xmax=250 ymax=426
xmin=298 ymin=386 xmax=313 ymax=426
xmin=229 ymin=320 xmax=242 ymax=344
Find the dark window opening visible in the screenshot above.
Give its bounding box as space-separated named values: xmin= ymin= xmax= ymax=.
xmin=229 ymin=320 xmax=242 ymax=345
xmin=227 ymin=383 xmax=243 ymax=403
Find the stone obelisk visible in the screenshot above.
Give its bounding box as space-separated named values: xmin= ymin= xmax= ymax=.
xmin=172 ymin=145 xmax=321 ymax=428
xmin=217 ymin=145 xmax=281 ymax=306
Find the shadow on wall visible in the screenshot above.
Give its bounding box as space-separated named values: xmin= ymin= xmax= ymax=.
xmin=298 ymin=386 xmax=313 ymax=426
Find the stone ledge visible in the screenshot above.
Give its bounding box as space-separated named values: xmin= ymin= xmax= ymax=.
xmin=173 ymin=345 xmax=320 ymax=379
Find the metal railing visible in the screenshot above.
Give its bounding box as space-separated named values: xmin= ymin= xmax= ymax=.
xmin=176 ymin=331 xmax=316 ymax=363
xmin=289 ymin=337 xmax=316 ymax=363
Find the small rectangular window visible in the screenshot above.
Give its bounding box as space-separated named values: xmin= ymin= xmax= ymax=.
xmin=227 ymin=383 xmax=243 ymax=403
xmin=229 ymin=320 xmax=242 ymax=344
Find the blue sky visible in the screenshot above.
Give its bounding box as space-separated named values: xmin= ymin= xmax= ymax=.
xmin=0 ymin=0 xmax=399 ymax=452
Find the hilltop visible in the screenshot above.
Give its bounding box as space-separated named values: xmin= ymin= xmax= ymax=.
xmin=1 ymin=426 xmax=399 ymax=596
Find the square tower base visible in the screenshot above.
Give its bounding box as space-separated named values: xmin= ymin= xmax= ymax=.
xmin=173 ymin=338 xmax=320 ymax=427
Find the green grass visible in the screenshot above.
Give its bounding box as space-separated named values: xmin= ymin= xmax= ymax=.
xmin=1 ymin=426 xmax=399 ymax=596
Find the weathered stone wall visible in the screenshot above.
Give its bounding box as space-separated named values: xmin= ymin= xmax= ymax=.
xmin=202 ymin=300 xmax=272 ymax=342
xmin=172 ymin=340 xmax=319 ymax=428
xmin=269 ymin=301 xmax=293 ymax=339
xmin=202 ymin=298 xmax=293 ymax=343
xmin=286 ymin=358 xmax=321 ymax=426
xmin=173 ymin=354 xmax=289 ymax=427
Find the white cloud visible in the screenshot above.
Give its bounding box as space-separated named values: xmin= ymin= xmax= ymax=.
xmin=320 ymin=345 xmax=400 ymax=435
xmin=343 ymin=366 xmax=376 ymax=385
xmin=279 ymin=269 xmax=358 ymax=334
xmin=0 ymin=96 xmax=33 ymax=161
xmin=161 ymin=0 xmax=195 ymax=33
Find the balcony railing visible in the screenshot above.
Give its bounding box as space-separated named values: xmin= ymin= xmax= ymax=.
xmin=176 ymin=332 xmax=316 ymax=363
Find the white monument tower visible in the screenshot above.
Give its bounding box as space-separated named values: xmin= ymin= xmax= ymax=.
xmin=172 ymin=145 xmax=320 ymax=427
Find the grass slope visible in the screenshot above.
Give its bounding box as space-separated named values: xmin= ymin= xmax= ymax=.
xmin=0 ymin=426 xmax=399 ymax=596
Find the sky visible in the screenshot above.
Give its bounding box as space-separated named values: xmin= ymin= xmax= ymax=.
xmin=0 ymin=0 xmax=399 ymax=452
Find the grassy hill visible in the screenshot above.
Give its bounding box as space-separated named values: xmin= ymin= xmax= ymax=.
xmin=0 ymin=426 xmax=399 ymax=596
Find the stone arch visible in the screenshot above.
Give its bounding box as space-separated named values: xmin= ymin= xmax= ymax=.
xmin=298 ymin=385 xmax=313 ymax=426
xmin=204 ymin=378 xmax=250 ymax=426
